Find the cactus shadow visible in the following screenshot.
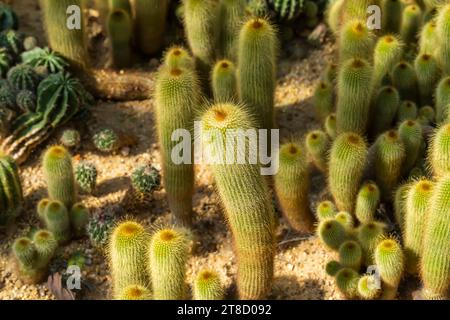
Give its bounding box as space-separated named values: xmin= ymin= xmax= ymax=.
xmin=272 ymin=276 xmax=325 ymax=300
xmin=96 ymin=176 xmax=130 ymax=197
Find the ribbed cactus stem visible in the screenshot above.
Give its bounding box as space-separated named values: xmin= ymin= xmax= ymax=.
xmin=370 ymin=86 xmax=400 ymax=137
xmin=163 ymin=46 xmax=195 ymax=70
xmin=338 ymin=19 xmax=374 ymax=63
xmin=117 ymin=284 xmax=152 ymax=300
xmin=212 ymin=59 xmax=237 ymax=103
xmin=335 ymin=268 xmax=359 ymax=299
xmin=315 ymin=201 xmax=337 ymax=221
xmin=414 ymin=53 xmax=441 ymax=106
xmin=381 ymin=0 xmax=403 ymax=33
xmin=339 ymin=240 xmax=362 ymax=271
xmin=375 ymin=238 xmax=405 ymax=300
xmin=419 ymin=21 xmax=438 ymax=54
xmin=429 ymin=123 xmax=450 ymax=179
xmin=44 ymin=200 xmax=71 ymax=245
xmin=400 ymin=4 xmax=423 ymax=46
xmin=193 ymin=269 xmax=225 ymax=300
xmin=357 ymin=221 xmax=386 ymax=266
xmin=373 ymin=35 xmax=403 ymax=88
xmin=392 ymin=61 xmax=418 ymax=101
xmin=435 ymin=77 xmax=450 ymax=123
xmin=305 ymin=130 xmax=330 ymax=173
xmin=398 ymin=120 xmax=423 ymax=174
xmin=317 ymin=218 xmax=347 ymax=251
xmin=69 ymin=202 xmax=89 ymax=238
xmin=355 ymin=181 xmax=380 ymax=224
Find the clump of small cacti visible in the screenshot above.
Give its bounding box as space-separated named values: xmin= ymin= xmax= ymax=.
xmin=429 ymin=123 xmax=450 ymax=179
xmin=75 ymin=162 xmax=97 ymax=194
xmin=375 ymin=238 xmax=405 ymax=300
xmin=212 ymin=59 xmax=237 ymax=103
xmin=0 ymin=153 xmax=23 ymax=228
xmin=69 ymin=202 xmax=89 ymax=239
xmin=107 ymin=9 xmax=132 ymax=69
xmin=7 ymin=64 xmax=39 ymax=92
xmin=355 ymin=181 xmax=380 ymax=224
xmin=193 ymin=269 xmax=225 ymax=300
xmin=305 ymin=130 xmax=330 ymax=172
xmin=313 ymin=81 xmax=333 ymax=122
xmin=60 ymin=129 xmax=80 ymax=149
xmin=93 ymin=128 xmax=120 ymax=153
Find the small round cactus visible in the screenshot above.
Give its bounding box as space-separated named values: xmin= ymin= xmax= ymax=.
xmin=36 ymin=198 xmax=50 ymax=223
xmin=44 ymin=200 xmax=71 ymax=245
xmin=60 ymin=129 xmax=81 ymax=149
xmin=316 ymin=200 xmax=337 ymax=221
xmin=212 ymin=59 xmax=237 ymax=103
xmin=193 ymin=269 xmax=224 ymax=300
xmin=396 ymin=101 xmax=418 ymax=123
xmin=21 ymin=47 xmax=68 ymax=74
xmin=86 ymin=207 xmax=117 ymax=249
xmin=335 ymin=211 xmax=354 ymax=231
xmin=15 ymin=90 xmax=36 ymax=113
xmin=93 ymin=128 xmax=120 ymax=153
xmin=355 ymin=181 xmax=380 ymax=224
xmin=339 ymin=240 xmax=362 ymax=271
xmin=23 ymin=36 xmax=37 ymax=51
xmin=335 ymin=268 xmax=359 ymax=299
xmin=357 ymin=274 xmax=381 ymax=300
xmin=75 ymin=162 xmax=97 ymax=194
xmin=325 ymin=260 xmax=342 ymax=277
xmin=318 ymin=218 xmax=347 ymax=251
xmin=7 ymin=64 xmax=39 ymax=92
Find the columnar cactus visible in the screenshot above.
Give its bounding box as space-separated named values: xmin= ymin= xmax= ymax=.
xmin=404 ymin=179 xmax=433 ymax=275
xmin=237 ymin=17 xmax=277 ymax=130
xmin=155 ymin=67 xmax=199 ymax=227
xmin=316 ymin=200 xmax=337 ymax=221
xmin=375 ymin=238 xmax=405 ymax=300
xmin=212 ymin=59 xmax=238 ymax=103
xmin=400 ymin=4 xmax=423 ymax=46
xmin=325 ymin=260 xmax=342 ymax=276
xmin=339 ymin=240 xmax=362 ymax=271
xmin=163 ymin=46 xmax=195 ymax=70
xmin=108 ymin=221 xmax=150 ymax=299
xmin=372 ymin=35 xmax=403 ymax=88
xmin=326 ymin=0 xmax=344 ymax=34
xmin=381 ymin=0 xmax=403 ymax=33
xmin=42 ymin=146 xmax=76 ymax=209
xmin=69 ymin=202 xmax=89 ymax=238
xmin=436 ymin=4 xmax=450 ymax=75
xmin=193 ymin=269 xmax=224 ymax=300
xmin=313 ymin=81 xmax=334 ymax=122
xmin=338 ymin=20 xmax=374 ymax=63
xmin=429 ymin=123 xmax=450 ymax=179
xmin=336 ymin=58 xmax=373 ymax=135
xmin=36 ymin=198 xmax=50 ymax=223
xmin=328 ymin=132 xmax=368 ymax=212
xmin=43 ymin=200 xmax=71 ymax=244
xmin=419 ymin=21 xmax=438 ymax=55
xmin=0 ymin=153 xmax=23 ymax=228
xmin=107 ymin=9 xmax=132 ymax=69
xmin=149 ymin=228 xmax=190 ymax=300
xmin=355 ymin=181 xmax=380 ymax=224
xmin=394 ymin=183 xmax=411 ymax=230
xmin=219 ymin=0 xmax=246 ymax=61
xmin=398 ymin=120 xmax=423 ymax=173
xmin=275 ymin=142 xmax=314 ymax=233
xmin=7 ymin=64 xmax=39 ymax=92
xmin=414 ymin=53 xmax=441 ymax=106
xmin=318 ymin=218 xmax=347 ymax=251
xmin=200 ymin=103 xmax=276 ymax=300
xmin=392 ymin=61 xmax=418 ymax=101
xmin=305 ymin=130 xmax=330 ymax=173
xmin=418 ymin=105 xmax=435 ymax=125
xmin=357 ymin=221 xmax=386 ymax=266
xmin=40 ymin=0 xmax=89 ymax=68
xmin=435 ymin=77 xmax=450 ymax=123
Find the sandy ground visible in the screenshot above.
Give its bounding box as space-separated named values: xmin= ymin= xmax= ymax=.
xmin=0 ymin=0 xmax=420 ymax=300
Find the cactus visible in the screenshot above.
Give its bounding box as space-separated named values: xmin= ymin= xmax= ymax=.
xmin=398 ymin=120 xmax=423 ymax=173
xmin=184 ymin=0 xmax=219 ymax=81
xmin=326 ymin=0 xmax=345 ymax=34
xmin=420 ymin=174 xmax=450 ymax=300
xmin=7 ymin=64 xmax=39 ymax=92
xmin=117 ymin=284 xmax=152 ymax=300
xmin=0 ymin=29 xmax=24 ymax=57
xmin=324 ymin=113 xmax=337 ymax=140
xmin=155 ymin=67 xmax=199 ymax=227
xmin=335 ymin=211 xmax=354 ymax=231
xmin=0 ymin=3 xmax=18 ymax=31
xmin=40 ymin=0 xmax=89 ymax=68
xmin=21 ymin=47 xmax=69 ymax=74
xmin=133 ymin=0 xmax=169 ymax=55
xmin=316 ymin=200 xmax=337 ymax=221
xmin=415 ymin=54 xmax=441 ymax=106
xmin=36 ymin=198 xmax=49 ymax=223
xmin=87 ymin=206 xmax=117 ymax=249
xmin=317 ymin=218 xmax=347 ymax=251
xmin=269 ymin=0 xmax=305 ymax=21
xmin=396 ymin=101 xmax=418 ymax=123
xmin=418 ymin=105 xmax=435 ymax=125
xmin=372 ymin=35 xmax=403 ymax=88
xmin=200 ymin=103 xmax=276 ymax=300
xmin=329 ymin=132 xmax=368 ymax=212
xmin=0 ymin=153 xmax=23 ymax=228
xmin=305 ymin=130 xmax=330 ymax=173
xmin=335 ymin=268 xmax=359 ymax=299
xmin=357 ymin=274 xmax=381 ymax=300
xmin=237 ymin=17 xmax=277 ymax=130
xmin=275 ymin=142 xmax=314 ymax=233
xmin=69 ymin=202 xmax=89 ymax=238
xmin=60 ymin=129 xmax=80 ymax=149
xmin=246 ymin=0 xmax=270 ymax=18
xmin=381 ymin=0 xmax=403 ymax=33
xmin=93 ymin=128 xmax=120 ymax=153
xmin=193 ymin=269 xmax=224 ymax=300
xmin=313 ymin=81 xmax=333 ymax=122
xmin=392 ymin=61 xmax=418 ymax=101
xmin=33 ymin=229 xmax=58 ymax=270
xmin=107 ymin=9 xmax=132 ymax=69
xmin=16 ymin=90 xmax=36 ymax=113
xmin=322 ymin=63 xmax=338 ymax=84
xmin=374 ymin=130 xmax=406 ymax=200
xmin=163 ymin=46 xmax=195 ymax=70
xmin=42 ymin=146 xmax=76 ymax=209
xmin=429 ymin=123 xmax=450 ymax=179
xmin=339 ymin=240 xmax=362 ymax=271
xmin=212 ymin=59 xmax=238 ymax=103
xmin=374 ymin=238 xmax=405 ymax=300
xmin=0 ymin=47 xmax=12 ymax=77
xmin=355 ymin=181 xmax=380 ymax=224
xmin=219 ymin=0 xmax=246 ymax=61
xmin=419 ymin=21 xmax=438 ymax=55
xmin=149 ymin=228 xmax=190 ymax=300
xmin=436 ymin=4 xmax=450 ymax=75
xmin=393 ymin=183 xmax=411 ymax=230
xmin=108 ymin=220 xmax=150 ymax=298
xmin=338 ymin=20 xmax=374 ymax=63
xmin=400 ymin=4 xmax=423 ymax=46
xmin=43 ymin=200 xmax=71 ymax=244
xmin=108 ymin=0 xmax=132 ymax=14
xmin=435 ymin=77 xmax=450 ymax=123
xmin=325 ymin=260 xmax=342 ymax=276
xmin=74 ymin=162 xmax=97 ymax=195
xmin=404 ymin=179 xmax=433 ymax=275
xmin=336 ymin=59 xmax=373 ymax=135
xmin=357 ymin=221 xmax=386 ymax=266
xmin=131 ymin=164 xmax=160 ymax=196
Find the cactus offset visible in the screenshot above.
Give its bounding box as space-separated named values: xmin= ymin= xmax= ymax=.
xmin=372 ymin=35 xmax=403 ymax=88
xmin=335 ymin=268 xmax=359 ymax=299
xmin=400 ymin=4 xmax=423 ymax=46
xmin=60 ymin=129 xmax=80 ymax=149
xmin=7 ymin=64 xmax=39 ymax=92
xmin=324 ymin=113 xmax=337 ymax=140
xmin=212 ymin=59 xmax=238 ymax=103
xmin=381 ymin=0 xmax=403 ymax=33
xmin=398 ymin=120 xmax=423 ymax=174
xmin=339 ymin=240 xmax=362 ymax=271
xmin=325 ymin=260 xmax=342 ymax=276
xmin=69 ymin=202 xmax=89 ymax=238
xmin=316 ymin=200 xmax=337 ymax=221
xmin=357 ymin=274 xmax=381 ymax=300
xmin=396 ymin=101 xmax=418 ymax=123
xmin=305 ymin=130 xmax=330 ymax=173
xmin=392 ymin=61 xmax=418 ymax=101
xmin=318 ymin=218 xmax=347 ymax=251
xmin=357 ymin=221 xmax=386 ymax=266
xmin=193 ymin=269 xmax=224 ymax=300
xmin=43 ymin=200 xmax=70 ymax=244
xmin=355 ymin=181 xmax=380 ymax=224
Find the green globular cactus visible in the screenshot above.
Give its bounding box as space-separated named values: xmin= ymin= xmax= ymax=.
xmin=107 ymin=9 xmax=132 ymax=69
xmin=374 ymin=238 xmax=405 ymax=300
xmin=317 ymin=218 xmax=347 ymax=251
xmin=400 ymin=4 xmax=423 ymax=46
xmin=336 ymin=59 xmax=373 ymax=135
xmin=0 ymin=153 xmax=23 ymax=228
xmin=69 ymin=202 xmax=89 ymax=238
xmin=0 ymin=29 xmax=24 ymax=57
xmin=429 ymin=123 xmax=450 ymax=179
xmin=133 ymin=0 xmax=169 ymax=55
xmin=163 ymin=46 xmax=195 ymax=70
xmin=418 ymin=105 xmax=435 ymax=125
xmin=305 ymin=130 xmax=330 ymax=173
xmin=394 ymin=183 xmax=410 ymax=230
xmin=184 ymin=0 xmax=219 ymax=82
xmin=108 ymin=221 xmax=150 ymax=299
xmin=16 ymin=90 xmax=36 ymax=113
xmin=21 ymin=47 xmax=69 ymax=74
xmin=36 ymin=198 xmax=50 ymax=223
xmin=357 ymin=221 xmax=386 ymax=266
xmin=335 ymin=211 xmax=354 ymax=231
xmin=155 ymin=67 xmax=199 ymax=227
xmin=219 ymin=0 xmax=246 ymax=61
xmin=435 ymin=77 xmax=450 ymax=123
xmin=313 ymin=81 xmax=334 ymax=122
xmin=87 ymin=207 xmax=116 ymax=249
xmin=325 ymin=260 xmax=342 ymax=276
xmin=7 ymin=64 xmax=39 ymax=92
xmin=117 ymin=284 xmax=152 ymax=300
xmin=149 ymin=228 xmax=190 ymax=300
xmin=93 ymin=128 xmax=120 ymax=153
xmin=415 ymin=53 xmax=441 ymax=106
xmin=436 ymin=4 xmax=450 ymax=75
xmin=42 ymin=146 xmax=76 ymax=209
xmin=396 ymin=101 xmax=418 ymax=123
xmin=131 ymin=164 xmax=161 ymax=196
xmin=212 ymin=59 xmax=238 ymax=103
xmin=194 ymin=269 xmax=224 ymax=300
xmin=372 ymin=35 xmax=403 ymax=89
xmin=392 ymin=61 xmax=418 ymax=101
xmin=404 ymin=179 xmax=433 ymax=275
xmin=339 ymin=240 xmax=362 ymax=271
xmin=43 ymin=200 xmax=71 ymax=244
xmin=275 ymin=142 xmax=314 ymax=233
xmin=200 ymin=103 xmax=276 ymax=300
xmin=40 ymin=0 xmax=89 ymax=69
xmin=374 ymin=130 xmax=406 ymax=200
xmin=329 ymin=132 xmax=368 ymax=212
xmin=419 ymin=21 xmax=438 ymax=55
xmin=355 ymin=181 xmax=380 ymax=224
xmin=237 ymin=17 xmax=277 ymax=130
xmin=316 ymin=200 xmax=337 ymax=221
xmin=357 ymin=274 xmax=381 ymax=300
xmin=338 ymin=20 xmax=374 ymax=63
xmin=420 ymin=174 xmax=450 ymax=300
xmin=60 ymin=129 xmax=80 ymax=149
xmin=75 ymin=162 xmax=97 ymax=194
xmin=381 ymin=0 xmax=403 ymax=34
xmin=335 ymin=268 xmax=359 ymax=299
xmin=0 ymin=47 xmax=12 ymax=78
xmin=324 ymin=113 xmax=337 ymax=140
xmin=398 ymin=120 xmax=423 ymax=173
